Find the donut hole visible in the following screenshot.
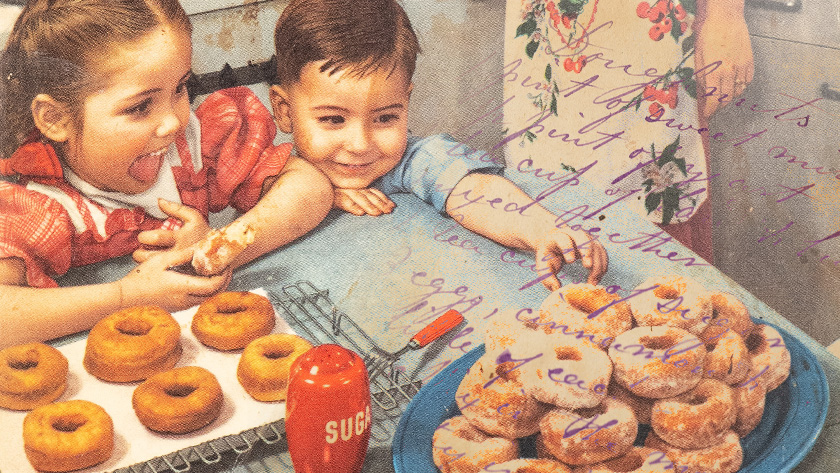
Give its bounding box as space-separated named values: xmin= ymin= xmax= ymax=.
xmin=575 ymin=403 xmax=608 ymax=419
xmin=8 ymin=352 xmax=39 ymax=370
xmin=263 ymin=347 xmax=294 ymax=360
xmin=653 ymin=285 xmax=682 ymax=299
xmin=217 ymin=305 xmax=247 ymax=314
xmin=685 ymin=394 xmax=708 ymax=406
xmin=116 ymin=319 xmax=152 ymax=336
xmin=554 ymin=347 xmax=582 ymax=361
xmin=602 ymin=452 xmax=645 ymax=471
xmin=639 ymin=334 xmax=678 ymax=351
xmin=165 ymin=384 xmax=198 ymax=398
xmin=744 ymin=332 xmax=765 ymax=353
xmin=705 ymin=343 xmax=717 ymax=352
xmin=52 ymin=414 xmax=87 ymax=433
xmin=566 ymin=290 xmax=607 ymax=313
xmin=495 ymin=362 xmax=519 ymax=381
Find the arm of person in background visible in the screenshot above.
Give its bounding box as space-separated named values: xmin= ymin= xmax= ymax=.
xmin=694 ymin=0 xmax=754 ymax=120
xmin=444 ymin=172 xmax=608 ymax=291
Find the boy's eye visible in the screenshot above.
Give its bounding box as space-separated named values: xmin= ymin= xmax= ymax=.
xmin=318 ymin=115 xmax=345 ymax=125
xmin=125 ymin=99 xmax=152 ymax=116
xmin=375 ymin=114 xmax=401 ymax=124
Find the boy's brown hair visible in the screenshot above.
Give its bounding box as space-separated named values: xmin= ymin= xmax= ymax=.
xmin=273 ymin=0 xmax=421 ymax=86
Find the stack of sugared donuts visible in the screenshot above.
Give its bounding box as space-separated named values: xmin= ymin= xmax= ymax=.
xmin=432 ymin=275 xmax=791 ymax=473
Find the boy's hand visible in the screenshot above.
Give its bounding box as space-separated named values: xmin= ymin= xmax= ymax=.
xmin=334 ymin=187 xmax=396 ymax=216
xmin=533 ymin=227 xmax=608 ymax=291
xmin=133 ymin=199 xmax=211 ymax=263
xmin=121 ymin=247 xmax=230 ymax=312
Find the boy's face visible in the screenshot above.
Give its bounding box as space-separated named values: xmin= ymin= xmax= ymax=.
xmin=271 ymin=61 xmax=412 ymax=189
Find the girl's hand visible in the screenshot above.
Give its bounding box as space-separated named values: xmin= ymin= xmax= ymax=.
xmin=334 ymin=188 xmax=396 ymax=216
xmin=694 ymin=14 xmax=754 ymax=120
xmin=120 ymin=247 xmax=230 ymax=312
xmin=533 ymin=227 xmax=608 ymax=291
xmin=133 ymin=199 xmax=211 ymax=263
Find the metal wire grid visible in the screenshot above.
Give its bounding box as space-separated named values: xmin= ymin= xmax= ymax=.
xmin=113 ymin=281 xmax=421 ymax=473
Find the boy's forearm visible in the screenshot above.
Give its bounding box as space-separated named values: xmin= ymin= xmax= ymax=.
xmin=230 ymin=156 xmax=334 ymax=268
xmin=0 ymin=282 xmax=123 ymax=348
xmin=445 ymin=173 xmax=557 ymax=251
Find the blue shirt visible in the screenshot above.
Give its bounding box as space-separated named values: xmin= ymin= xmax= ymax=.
xmin=376 ymin=134 xmax=505 ymax=213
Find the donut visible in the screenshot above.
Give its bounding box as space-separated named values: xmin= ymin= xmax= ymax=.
xmin=491 ymin=458 xmax=572 ymax=472
xmin=699 ymin=292 xmax=755 ymax=344
xmin=192 ymin=291 xmax=275 ymax=351
xmin=702 ymin=330 xmax=751 ymax=385
xmin=609 ymin=326 xmax=705 ymax=398
xmin=237 ymin=333 xmax=313 ymax=401
xmin=455 ymin=354 xmax=549 ymax=439
xmin=607 ymin=380 xmax=654 ymax=424
xmin=132 ymin=366 xmax=223 ymax=434
xmin=538 ymin=283 xmax=633 ymax=349
xmin=432 ymin=415 xmax=518 ymax=473
xmin=569 ymin=446 xmax=676 ymax=473
xmin=23 ymin=399 xmax=114 ymax=472
xmin=650 ymin=379 xmax=736 ymax=449
xmin=645 ymin=430 xmax=743 ymax=473
xmin=630 ymin=275 xmax=711 ymax=335
xmin=484 ymin=316 xmax=541 ymax=362
xmin=731 ymin=366 xmax=766 ymax=437
xmin=519 ymin=331 xmax=613 ymax=409
xmin=743 ymin=324 xmax=791 ymax=392
xmin=191 ymin=220 xmax=255 ymax=276
xmin=539 ymin=398 xmax=638 ymax=465
xmin=84 ymin=306 xmax=182 ymax=383
xmin=0 ymin=342 xmax=68 ymax=411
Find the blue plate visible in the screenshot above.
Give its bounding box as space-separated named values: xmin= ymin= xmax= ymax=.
xmin=393 ymin=322 xmax=829 ymax=472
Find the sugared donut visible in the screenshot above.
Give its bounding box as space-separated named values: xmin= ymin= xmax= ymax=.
xmin=432 ymin=415 xmax=518 ymax=473
xmin=132 ymin=366 xmax=223 ymax=434
xmin=538 ymin=283 xmax=633 ymax=349
xmin=699 ymin=292 xmax=755 ymax=344
xmin=84 ymin=306 xmax=182 ymax=383
xmin=191 ymin=220 xmax=255 ymax=276
xmin=23 ymin=399 xmax=114 ymax=472
xmin=731 ymin=365 xmax=766 ymax=437
xmin=490 ymin=458 xmax=572 ymax=472
xmin=650 ymin=379 xmax=736 ymax=449
xmin=645 ymin=430 xmax=743 ymax=473
xmin=539 ymin=398 xmax=638 ymax=465
xmin=0 ymin=343 xmax=68 ymax=411
xmin=609 ymin=326 xmax=705 ymax=398
xmin=192 ymin=291 xmax=275 ymax=351
xmin=703 ymin=330 xmax=751 ymax=385
xmin=631 ymin=275 xmax=711 ymax=335
xmin=484 ymin=316 xmax=540 ymax=361
xmin=607 ymin=381 xmax=654 ymax=424
xmin=743 ymin=324 xmax=791 ymax=392
xmin=237 ymin=333 xmax=313 ymax=401
xmin=455 ymin=354 xmax=549 ymax=439
xmin=569 ymin=446 xmax=675 ymax=473
xmin=519 ymin=331 xmax=612 ymax=409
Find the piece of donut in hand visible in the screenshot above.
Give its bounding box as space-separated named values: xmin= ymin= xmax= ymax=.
xmin=191 ymin=220 xmax=255 ymax=276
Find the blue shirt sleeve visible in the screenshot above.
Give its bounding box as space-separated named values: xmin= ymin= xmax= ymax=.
xmin=377 ymin=134 xmax=505 ymax=213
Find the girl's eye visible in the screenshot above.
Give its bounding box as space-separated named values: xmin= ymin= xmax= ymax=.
xmin=375 ymin=114 xmax=401 ymax=124
xmin=318 ymin=115 xmax=345 ymax=125
xmin=125 ymin=99 xmax=152 ymax=116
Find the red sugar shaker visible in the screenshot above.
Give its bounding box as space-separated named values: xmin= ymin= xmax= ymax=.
xmin=286 ymin=344 xmax=371 ymax=473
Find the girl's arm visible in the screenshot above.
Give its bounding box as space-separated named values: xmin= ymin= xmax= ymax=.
xmin=693 ymin=0 xmax=753 ymax=120
xmin=226 ymin=155 xmax=333 ymax=269
xmin=0 ymin=248 xmax=229 ymax=349
xmin=445 ymin=172 xmax=608 ymax=291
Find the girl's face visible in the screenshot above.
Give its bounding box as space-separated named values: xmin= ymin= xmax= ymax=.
xmin=62 ymin=25 xmax=192 ymax=195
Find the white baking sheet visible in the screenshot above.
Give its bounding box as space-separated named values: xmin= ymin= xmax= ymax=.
xmin=0 ymin=289 xmax=295 ymax=473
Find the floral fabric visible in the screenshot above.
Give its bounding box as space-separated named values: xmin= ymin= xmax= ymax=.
xmin=505 ymin=0 xmax=707 ymax=225
xmin=0 ymin=87 xmax=290 ymax=287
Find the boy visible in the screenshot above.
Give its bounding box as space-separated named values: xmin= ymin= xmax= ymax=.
xmin=269 ymin=0 xmax=607 ymax=290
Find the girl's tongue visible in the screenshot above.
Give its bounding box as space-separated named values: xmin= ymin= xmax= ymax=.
xmin=128 ymin=150 xmax=165 ymax=183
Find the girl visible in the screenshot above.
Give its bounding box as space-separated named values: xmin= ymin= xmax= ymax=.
xmin=0 ymin=0 xmax=333 ymax=348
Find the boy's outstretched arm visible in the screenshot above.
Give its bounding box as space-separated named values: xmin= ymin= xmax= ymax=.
xmin=445 ymin=172 xmax=608 ymax=291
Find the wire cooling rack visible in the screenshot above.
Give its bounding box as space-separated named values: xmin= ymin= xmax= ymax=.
xmin=115 ymin=281 xmax=421 ymax=473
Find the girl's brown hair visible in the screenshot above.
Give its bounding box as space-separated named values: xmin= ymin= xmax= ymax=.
xmin=0 ymin=0 xmax=191 ymax=159
xmin=273 ymin=0 xmax=420 ymax=87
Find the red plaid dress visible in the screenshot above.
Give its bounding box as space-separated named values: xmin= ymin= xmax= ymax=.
xmin=0 ymin=87 xmax=291 ymax=287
